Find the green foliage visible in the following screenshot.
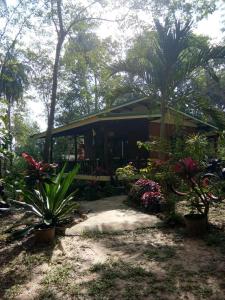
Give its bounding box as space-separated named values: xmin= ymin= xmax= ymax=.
xmin=135 ymin=0 xmax=218 ymax=21
xmin=13 ymin=112 xmax=40 ymax=157
xmin=0 ymin=113 xmax=13 ymax=164
xmin=43 ymin=264 xmax=72 ymax=286
xmin=75 ymin=181 xmax=119 ymax=201
xmin=217 ymin=132 xmax=225 ymax=160
xmin=57 ymin=31 xmax=121 ymax=124
xmin=9 ymin=165 xmax=79 ymax=238
xmin=116 ymin=163 xmax=137 ymax=181
xmin=184 ymin=134 xmax=209 ymax=162
xmin=137 ymin=138 xmax=171 ymax=157
xmin=138 ymin=133 xmax=212 ymax=163
xmin=111 ymin=18 xmax=225 ymax=141
xmin=0 ymin=55 xmax=28 ymax=104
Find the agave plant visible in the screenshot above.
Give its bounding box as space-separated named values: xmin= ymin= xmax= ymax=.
xmin=9 ymin=165 xmax=79 ymax=238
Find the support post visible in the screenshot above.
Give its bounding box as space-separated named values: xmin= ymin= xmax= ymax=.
xmin=50 ymin=137 xmax=53 ymax=163
xmin=103 ymin=127 xmax=109 ymax=170
xmin=75 ymin=135 xmax=77 ymax=163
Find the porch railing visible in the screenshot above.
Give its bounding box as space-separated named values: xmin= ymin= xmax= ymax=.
xmin=56 ymin=158 xmax=148 ymax=176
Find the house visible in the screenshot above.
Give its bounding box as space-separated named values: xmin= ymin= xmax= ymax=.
xmin=33 ymin=97 xmax=218 ymax=181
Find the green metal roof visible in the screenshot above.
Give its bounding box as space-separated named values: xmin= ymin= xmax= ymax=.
xmin=32 ymin=97 xmax=218 ymax=139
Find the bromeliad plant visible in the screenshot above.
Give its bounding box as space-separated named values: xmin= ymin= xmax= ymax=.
xmin=9 ymin=165 xmax=79 ymax=238
xmin=173 ymin=157 xmax=216 ymax=216
xmin=21 ymin=152 xmax=57 ymax=187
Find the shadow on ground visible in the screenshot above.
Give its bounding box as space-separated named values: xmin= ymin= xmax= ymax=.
xmin=0 ymin=213 xmax=57 ymax=299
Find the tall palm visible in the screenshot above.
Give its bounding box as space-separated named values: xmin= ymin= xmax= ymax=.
xmin=0 ymin=55 xmax=28 ymax=147
xmin=112 ymin=18 xmax=225 ymax=144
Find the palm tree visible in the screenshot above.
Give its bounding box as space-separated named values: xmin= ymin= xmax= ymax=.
xmin=112 ymin=18 xmax=225 ymax=144
xmin=0 ymin=55 xmax=28 ymax=147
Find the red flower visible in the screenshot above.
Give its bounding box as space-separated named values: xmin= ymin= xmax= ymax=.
xmin=21 ymin=152 xmax=57 ymax=171
xmin=22 ymin=152 xmax=41 ymax=169
xmin=152 ymin=159 xmax=166 ymax=167
xmin=174 ymin=157 xmax=198 ymax=175
xmin=174 ymin=162 xmax=184 ymax=173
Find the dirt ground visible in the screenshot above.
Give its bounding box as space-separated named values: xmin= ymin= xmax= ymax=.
xmin=1 ymin=199 xmax=225 ymax=300
xmin=66 ymin=196 xmax=162 ymax=234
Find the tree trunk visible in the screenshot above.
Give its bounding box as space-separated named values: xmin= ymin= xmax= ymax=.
xmin=6 ymin=98 xmax=12 ymax=167
xmin=159 ymin=97 xmax=167 ymax=159
xmin=43 ymin=36 xmax=64 ymax=162
xmin=94 ymin=73 xmax=98 ymax=112
xmin=7 ymin=100 xmax=11 ymax=137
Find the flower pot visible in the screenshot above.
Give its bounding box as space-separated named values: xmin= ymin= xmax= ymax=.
xmin=184 ymin=214 xmax=208 ymax=237
xmin=34 ymin=227 xmax=55 ymax=244
xmin=55 ymin=226 xmax=66 ymax=236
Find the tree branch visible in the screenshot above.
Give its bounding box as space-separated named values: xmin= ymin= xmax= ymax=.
xmin=0 ymin=0 xmax=24 ymax=42
xmin=65 ymin=17 xmax=118 ymax=35
xmin=76 ymin=0 xmax=99 ymax=18
xmin=57 ymin=0 xmax=64 ymax=34
xmin=50 ymin=0 xmax=59 ymax=35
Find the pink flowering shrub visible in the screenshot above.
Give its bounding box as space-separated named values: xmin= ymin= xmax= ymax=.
xmin=129 ymin=178 xmax=164 ymax=212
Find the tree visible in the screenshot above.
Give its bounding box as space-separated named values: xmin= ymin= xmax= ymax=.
xmin=112 ymin=18 xmax=225 ymax=152
xmin=13 ymin=110 xmax=40 ymax=157
xmin=0 ymin=54 xmax=28 ymax=152
xmin=55 ymin=31 xmax=121 ymax=125
xmin=43 ymin=0 xmax=116 ymax=162
xmin=127 ymin=0 xmax=219 ymax=21
xmin=25 ymin=48 xmax=53 ymax=121
xmin=0 ymin=0 xmax=45 ymax=141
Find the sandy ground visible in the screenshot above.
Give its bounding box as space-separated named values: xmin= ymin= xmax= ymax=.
xmin=66 ymin=196 xmax=162 ymax=234
xmin=1 ymin=198 xmax=225 ymax=299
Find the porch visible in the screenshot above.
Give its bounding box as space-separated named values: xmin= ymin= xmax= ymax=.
xmin=51 ymin=118 xmax=150 ymax=178
xmin=33 ymin=98 xmax=218 ymax=180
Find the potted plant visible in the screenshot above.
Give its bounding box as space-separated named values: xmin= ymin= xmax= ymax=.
xmin=173 ymin=157 xmax=217 ymax=236
xmin=10 ymin=163 xmax=79 ymax=243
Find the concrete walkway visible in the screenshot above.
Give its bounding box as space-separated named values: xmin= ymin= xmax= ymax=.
xmin=66 ymin=195 xmax=162 ymax=235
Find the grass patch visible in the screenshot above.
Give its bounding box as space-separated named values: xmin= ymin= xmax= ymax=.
xmin=87 ymin=278 xmax=114 ymax=297
xmin=90 ymin=259 xmax=152 ymax=280
xmin=23 ymin=253 xmax=48 ymax=268
xmin=86 ymin=259 xmax=157 ymax=298
xmin=42 ymin=264 xmax=72 ymax=286
xmin=144 ymin=245 xmax=176 ymax=262
xmin=205 ymin=231 xmax=225 ymax=247
xmin=67 ymin=283 xmax=82 ymax=297
xmin=122 ymin=284 xmax=145 ymax=300
xmin=164 ymin=263 xmax=215 ymax=299
xmin=35 ymin=288 xmax=58 ymax=300
xmin=4 ymin=284 xmax=22 ymax=299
